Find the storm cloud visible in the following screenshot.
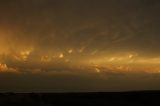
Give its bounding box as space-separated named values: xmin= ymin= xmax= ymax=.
xmin=0 ymin=0 xmax=160 ymax=92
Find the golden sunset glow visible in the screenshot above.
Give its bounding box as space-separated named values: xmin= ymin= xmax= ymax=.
xmin=68 ymin=49 xmax=73 ymax=54
xmin=59 ymin=53 xmax=64 ymax=59
xmin=0 ymin=50 xmax=160 ymax=74
xmin=0 ymin=63 xmax=17 ymax=73
xmin=0 ymin=0 xmax=160 ymax=92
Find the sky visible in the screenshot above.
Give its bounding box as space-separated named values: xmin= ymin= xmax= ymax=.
xmin=0 ymin=0 xmax=160 ymax=92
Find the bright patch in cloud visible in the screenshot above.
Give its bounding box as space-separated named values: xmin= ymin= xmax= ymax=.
xmin=59 ymin=53 xmax=64 ymax=59
xmin=0 ymin=63 xmax=18 ymax=73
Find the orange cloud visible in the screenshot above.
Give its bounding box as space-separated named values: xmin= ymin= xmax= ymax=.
xmin=0 ymin=63 xmax=18 ymax=73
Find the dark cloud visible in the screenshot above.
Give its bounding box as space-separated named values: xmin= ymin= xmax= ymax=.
xmin=0 ymin=0 xmax=160 ymax=92
xmin=0 ymin=72 xmax=160 ymax=92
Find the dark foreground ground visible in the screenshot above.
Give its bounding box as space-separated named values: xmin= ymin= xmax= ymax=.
xmin=0 ymin=91 xmax=160 ymax=106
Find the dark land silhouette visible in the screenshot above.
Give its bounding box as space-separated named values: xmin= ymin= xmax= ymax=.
xmin=0 ymin=91 xmax=160 ymax=106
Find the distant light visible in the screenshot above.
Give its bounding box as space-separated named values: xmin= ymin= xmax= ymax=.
xmin=108 ymin=57 xmax=115 ymax=61
xmin=95 ymin=68 xmax=101 ymax=73
xmin=128 ymin=54 xmax=134 ymax=58
xmin=59 ymin=53 xmax=64 ymax=58
xmin=68 ymin=49 xmax=73 ymax=54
